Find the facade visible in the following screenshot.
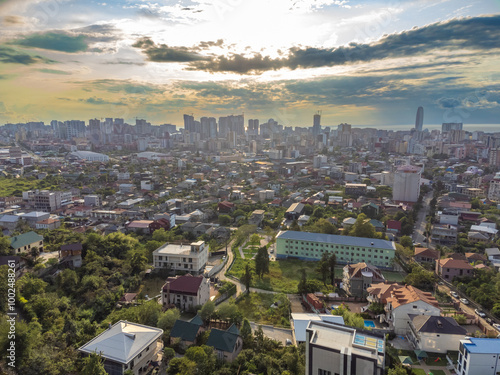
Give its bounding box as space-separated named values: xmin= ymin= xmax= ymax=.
xmin=407 ymin=315 xmax=467 ymax=354
xmin=161 ymin=274 xmax=210 ymax=310
xmin=384 ymin=285 xmax=440 ymax=335
xmin=153 ymin=241 xmax=208 ymax=274
xmin=35 ymin=217 xmax=61 ymax=230
xmin=436 ymin=258 xmax=474 ymax=280
xmin=342 ymin=262 xmax=385 ymax=298
xmin=69 ymin=150 xmax=109 ymax=162
xmin=78 ymin=320 xmax=163 ymax=375
xmin=431 ymin=223 xmax=458 ymax=245
xmin=276 ymin=230 xmax=396 ymax=269
xmin=414 ymin=247 xmax=439 ymax=264
xmin=305 ymin=321 xmax=385 ymax=375
xmin=248 ymin=210 xmax=265 ymax=226
xmin=455 ymin=338 xmax=500 ymax=375
xmin=33 ymin=191 xmax=62 ymax=212
xmin=10 ymin=231 xmax=44 ymax=254
xmin=488 ymin=173 xmax=500 ymax=202
xmin=84 ymin=194 xmax=101 ymax=207
xmin=345 ymin=183 xmax=367 ymax=197
xmin=392 ymin=165 xmax=421 ymax=203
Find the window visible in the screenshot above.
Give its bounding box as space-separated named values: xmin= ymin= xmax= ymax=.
xmin=158 ymin=256 xmax=163 ymax=260
xmin=318 ymin=370 xmax=331 ymax=375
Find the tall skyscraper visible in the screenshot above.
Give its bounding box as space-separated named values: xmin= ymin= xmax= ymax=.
xmin=415 ymin=106 xmax=424 ymax=131
xmin=312 ymin=113 xmax=321 ymax=135
xmin=393 ymin=165 xmax=421 ymax=202
xmin=183 ymin=114 xmax=195 ymax=132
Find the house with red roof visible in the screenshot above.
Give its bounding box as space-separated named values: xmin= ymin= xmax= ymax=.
xmin=436 ymin=258 xmax=474 ymax=280
xmin=414 ymin=247 xmax=439 ymax=264
xmin=161 ymin=274 xmax=210 ymax=311
xmin=386 ymin=220 xmax=402 ymax=235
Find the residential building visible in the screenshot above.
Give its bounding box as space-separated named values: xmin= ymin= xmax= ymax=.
xmin=488 ymin=172 xmax=500 ymax=202
xmin=153 ymin=241 xmax=208 ymax=274
xmin=148 ymin=218 xmax=171 ymax=233
xmin=10 ymin=231 xmax=44 ymax=254
xmin=84 ymin=194 xmax=101 ymax=207
xmin=436 ymin=258 xmax=474 ymax=280
xmin=384 ymin=285 xmax=440 ymax=334
xmin=0 ymin=215 xmax=21 ymax=231
xmin=60 ymin=243 xmax=83 ymax=268
xmin=455 ymin=337 xmax=500 ymax=375
xmin=485 ymin=248 xmax=500 ymax=265
xmin=345 ymin=183 xmax=367 ymax=197
xmin=342 ymin=262 xmax=385 ymax=298
xmin=407 ymin=315 xmax=467 ymax=354
xmin=366 ymin=282 xmax=403 ymax=304
xmin=78 ymin=320 xmax=163 ymax=375
xmin=392 ymin=165 xmax=421 ymax=203
xmin=276 ymin=230 xmax=396 ymax=268
xmin=248 ymin=210 xmax=265 ymax=226
xmin=161 ymin=274 xmax=210 ymax=310
xmin=169 ymin=315 xmax=204 ymax=348
xmin=414 ymin=247 xmax=439 ymax=264
xmin=431 ymin=223 xmax=458 ymax=245
xmin=206 ymin=325 xmax=243 ymax=362
xmin=35 ymin=217 xmax=61 ymax=230
xmin=285 ymin=203 xmax=305 ymax=220
xmin=22 ymin=211 xmax=50 ymax=226
xmin=291 ymin=313 xmax=345 ymax=344
xmin=32 ymin=190 xmax=62 ymax=212
xmin=305 ymin=320 xmax=385 ymax=375
xmin=467 ymin=231 xmax=490 ymax=244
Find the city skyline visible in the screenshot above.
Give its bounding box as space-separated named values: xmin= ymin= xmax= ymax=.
xmin=0 ymin=0 xmax=499 ymax=127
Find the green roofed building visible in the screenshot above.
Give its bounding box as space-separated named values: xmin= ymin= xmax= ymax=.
xmin=276 ymin=230 xmax=396 ymax=269
xmin=10 ymin=231 xmax=44 ymax=254
xmin=206 ymin=327 xmax=243 ymax=362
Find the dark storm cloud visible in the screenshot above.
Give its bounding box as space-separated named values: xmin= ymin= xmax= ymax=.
xmin=2 ymin=15 xmax=24 ymax=25
xmin=132 ymin=37 xmax=209 ymax=62
xmin=188 ymin=14 xmax=500 ymax=74
xmin=13 ymin=32 xmax=88 ymax=53
xmin=80 ymin=97 xmax=126 ymax=106
xmin=0 ymin=45 xmax=55 ymax=64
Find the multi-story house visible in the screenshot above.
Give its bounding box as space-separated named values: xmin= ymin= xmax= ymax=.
xmin=153 ymin=241 xmax=208 ymax=274
xmin=161 ymin=274 xmax=210 ymax=311
xmin=436 ymin=258 xmax=474 ymax=280
xmin=305 ymin=320 xmax=385 ymax=375
xmin=342 ymin=262 xmax=385 ymax=298
xmin=455 ymin=338 xmax=500 ymax=375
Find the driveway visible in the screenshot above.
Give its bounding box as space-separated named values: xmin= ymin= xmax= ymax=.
xmin=249 ymin=322 xmax=293 ymax=345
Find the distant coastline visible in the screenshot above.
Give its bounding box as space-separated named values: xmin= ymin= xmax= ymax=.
xmin=351 ymin=124 xmax=500 ymax=132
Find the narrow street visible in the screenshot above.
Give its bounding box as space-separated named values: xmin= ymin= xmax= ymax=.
xmin=413 ymin=190 xmax=433 ymax=246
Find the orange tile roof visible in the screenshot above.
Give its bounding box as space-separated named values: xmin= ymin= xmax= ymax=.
xmin=366 ymin=282 xmax=403 ymax=304
xmin=437 ymin=258 xmax=474 ymax=270
xmin=386 ymin=285 xmax=439 ymax=309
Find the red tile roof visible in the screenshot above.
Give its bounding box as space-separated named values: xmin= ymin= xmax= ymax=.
xmin=163 ymin=274 xmax=204 ymax=296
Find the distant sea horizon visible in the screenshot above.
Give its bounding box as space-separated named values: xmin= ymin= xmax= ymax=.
xmin=350 ymin=123 xmax=500 ymax=132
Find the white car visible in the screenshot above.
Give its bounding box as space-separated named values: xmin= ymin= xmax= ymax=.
xmin=460 ymin=298 xmax=469 ymax=305
xmin=493 ymin=323 xmax=500 ymax=332
xmin=450 ymin=291 xmax=459 ymax=298
xmin=475 ymin=309 xmax=486 ymax=318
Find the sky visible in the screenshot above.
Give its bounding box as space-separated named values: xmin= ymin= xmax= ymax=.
xmin=0 ymin=0 xmax=499 ymax=129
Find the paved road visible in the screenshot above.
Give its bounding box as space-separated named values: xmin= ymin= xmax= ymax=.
xmin=413 ymin=191 xmax=433 ymax=246
xmin=249 ymin=322 xmax=293 ymax=345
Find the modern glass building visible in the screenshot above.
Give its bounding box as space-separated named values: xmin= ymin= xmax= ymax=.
xmin=276 ymin=230 xmax=396 ymax=269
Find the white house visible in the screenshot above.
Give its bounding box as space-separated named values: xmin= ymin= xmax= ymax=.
xmin=153 ymin=241 xmax=208 ymax=274
xmin=455 ymin=337 xmax=500 ymax=375
xmin=384 ymin=285 xmax=441 ymax=335
xmin=78 ymin=320 xmax=163 ymax=375
xmin=161 ymin=274 xmax=210 ymax=311
xmin=407 ymin=315 xmax=467 ymax=354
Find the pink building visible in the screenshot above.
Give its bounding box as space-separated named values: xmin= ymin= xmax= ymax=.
xmin=436 ymin=258 xmax=474 ymax=280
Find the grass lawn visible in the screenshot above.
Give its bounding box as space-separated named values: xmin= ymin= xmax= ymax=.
xmin=427 ymin=370 xmax=446 ymax=375
xmin=235 ymin=292 xmax=290 ymax=327
xmin=137 ymin=277 xmax=165 ymax=299
xmin=382 ymin=271 xmax=407 ymax=282
xmin=411 ymin=369 xmax=426 ymax=375
xmin=425 ymin=355 xmax=447 ymax=367
xmin=228 ymin=256 xmax=341 ymax=293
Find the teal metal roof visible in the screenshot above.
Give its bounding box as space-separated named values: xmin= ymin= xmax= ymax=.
xmin=207 ymin=329 xmax=239 ymax=353
xmin=10 ymin=231 xmax=43 ymax=250
xmin=170 ymin=320 xmax=201 ymax=342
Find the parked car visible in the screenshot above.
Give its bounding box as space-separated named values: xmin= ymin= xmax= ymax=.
xmin=493 ymin=323 xmax=500 ymax=332
xmin=450 ymin=291 xmax=459 ymax=298
xmin=460 ymin=298 xmax=469 ymax=305
xmin=475 ymin=309 xmax=486 ymax=318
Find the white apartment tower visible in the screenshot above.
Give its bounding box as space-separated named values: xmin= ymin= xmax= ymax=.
xmin=392 ymin=165 xmax=421 ymax=202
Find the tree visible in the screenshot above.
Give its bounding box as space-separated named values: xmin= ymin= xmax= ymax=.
xmin=241 ymin=263 xmax=253 ymax=293
xmin=241 ymin=318 xmax=253 ymax=348
xmin=199 ymin=300 xmax=215 ymax=323
xmin=317 ymin=252 xmax=330 ymax=285
xmin=400 ymin=235 xmax=413 ymax=249
xmin=328 ymin=253 xmax=337 ymax=286
xmin=185 ymin=345 xmax=217 ymax=375
xmin=81 ymin=353 xmax=107 ymax=375
xmin=163 ymin=347 xmax=175 ymax=364
xmin=289 ymin=220 xmax=301 ymax=231
xmin=157 ymin=308 xmax=180 ymax=331
xmin=250 ymin=233 xmax=260 ymax=245
xmin=404 ymin=266 xmax=437 ymax=291
xmin=30 ymin=246 xmax=40 ymax=259
xmin=167 ymin=357 xmax=197 ymax=375
xmin=129 ymin=250 xmax=148 ymax=274
xmin=217 ymin=300 xmax=242 ymax=325
xmin=348 ymin=214 xmax=377 ymax=238
xmin=0 ymin=235 xmax=11 ymax=256
xmin=297 ymin=268 xmax=307 ymax=294
xmin=219 ymin=214 xmax=232 ymax=226
xmin=56 ymin=268 xmax=79 ymax=295
xmin=388 ymin=364 xmax=409 ymax=375
xmin=254 ymin=246 xmax=269 ymax=278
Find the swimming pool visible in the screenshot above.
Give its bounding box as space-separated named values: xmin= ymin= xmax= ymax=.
xmin=364 ymin=320 xmax=376 ymax=328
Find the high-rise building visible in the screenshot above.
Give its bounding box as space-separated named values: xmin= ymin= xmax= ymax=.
xmin=183 ymin=114 xmax=195 ymax=132
xmin=415 ymin=106 xmax=424 ymax=131
xmin=442 ymin=122 xmax=463 ymax=132
xmin=312 ymin=113 xmax=321 ymax=136
xmin=393 ymin=165 xmax=421 ymax=202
